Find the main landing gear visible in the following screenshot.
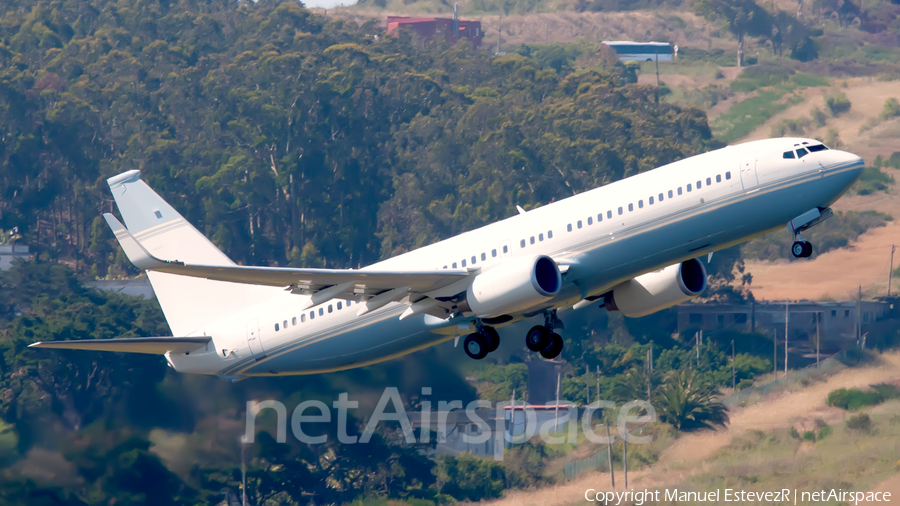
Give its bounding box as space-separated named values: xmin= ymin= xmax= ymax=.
xmin=463 ymin=322 xmax=500 ymax=360
xmin=524 ymin=311 xmax=564 ymax=360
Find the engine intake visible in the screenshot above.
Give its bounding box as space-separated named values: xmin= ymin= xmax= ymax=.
xmin=463 ymin=255 xmax=562 ymax=318
xmin=606 ymin=258 xmax=707 ymax=318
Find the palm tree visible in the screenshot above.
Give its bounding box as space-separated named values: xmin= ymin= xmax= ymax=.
xmin=654 ymin=368 xmax=729 ymax=431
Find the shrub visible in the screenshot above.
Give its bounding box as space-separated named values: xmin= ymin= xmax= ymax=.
xmin=852 ymin=167 xmax=894 ymax=195
xmin=827 ymin=387 xmax=885 ymax=410
xmin=792 ymin=72 xmax=828 ymax=88
xmin=435 ymin=453 xmax=505 ymax=501
xmin=825 ymin=93 xmax=851 ymax=116
xmin=790 ymin=37 xmax=819 ymax=62
xmin=810 ymin=107 xmax=828 ymax=126
xmin=816 ymin=424 xmax=833 ymax=440
xmin=824 ymin=128 xmax=841 ymax=148
xmin=870 ymin=383 xmax=899 ymax=400
xmin=882 ymin=98 xmax=900 ymax=120
xmin=771 ymin=118 xmax=809 ymax=137
xmin=859 ymin=117 xmax=881 ymax=133
xmin=802 ymin=430 xmax=816 ymax=442
xmin=845 ymin=413 xmax=873 ymax=433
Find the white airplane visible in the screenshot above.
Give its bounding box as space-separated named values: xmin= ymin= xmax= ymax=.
xmin=31 ymin=138 xmax=863 ymax=378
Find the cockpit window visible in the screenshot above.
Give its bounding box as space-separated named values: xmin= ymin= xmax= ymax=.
xmin=807 ymin=144 xmax=828 ymax=152
xmin=796 ymin=147 xmax=809 ymax=158
xmin=783 ymin=151 xmax=796 ymax=159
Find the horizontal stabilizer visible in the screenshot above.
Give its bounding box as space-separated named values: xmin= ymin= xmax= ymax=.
xmin=103 ymin=213 xmax=179 ymax=270
xmin=28 ymin=336 xmax=212 ymax=355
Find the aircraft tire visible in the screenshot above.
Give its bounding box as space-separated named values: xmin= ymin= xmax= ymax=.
xmin=464 ymin=333 xmax=489 ymax=360
xmin=483 ymin=326 xmax=500 ymax=353
xmin=540 ymin=333 xmax=564 ymax=360
xmin=526 ymin=325 xmax=549 ymax=352
xmin=791 ymin=241 xmax=806 ymax=258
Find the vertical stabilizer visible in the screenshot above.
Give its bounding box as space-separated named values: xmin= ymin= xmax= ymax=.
xmin=107 ymin=171 xmax=282 ymax=336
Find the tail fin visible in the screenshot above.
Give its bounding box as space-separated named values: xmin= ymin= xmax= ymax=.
xmin=107 ymin=171 xmax=282 ymax=335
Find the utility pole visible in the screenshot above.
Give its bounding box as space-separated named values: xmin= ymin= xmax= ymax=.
xmin=605 ymin=419 xmax=615 ymax=490
xmin=241 ymin=436 xmax=248 ymax=506
xmin=784 ymin=301 xmax=789 ymax=379
xmin=497 ymin=13 xmax=502 ymax=54
xmin=696 ymin=330 xmax=701 ymax=363
xmin=816 ymin=312 xmax=820 ymax=369
xmin=732 ymin=339 xmax=736 ymax=391
xmin=655 ymin=48 xmax=660 ymax=105
xmin=889 ymin=245 xmax=896 ymax=297
xmin=585 ymin=363 xmax=591 ymax=405
xmin=511 ymin=388 xmax=516 ymax=445
xmin=773 ymin=327 xmax=777 ymax=379
xmin=857 ymin=285 xmax=862 ymax=347
xmin=554 ymin=371 xmax=560 ymax=433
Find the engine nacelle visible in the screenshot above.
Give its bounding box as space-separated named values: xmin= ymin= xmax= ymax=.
xmin=606 ymin=258 xmax=707 ymax=318
xmin=464 ymin=255 xmax=562 ymax=318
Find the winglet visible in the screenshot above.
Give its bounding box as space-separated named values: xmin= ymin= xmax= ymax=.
xmin=103 ymin=213 xmax=181 ymax=270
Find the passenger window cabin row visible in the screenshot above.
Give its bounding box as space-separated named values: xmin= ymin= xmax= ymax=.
xmin=558 ymin=171 xmax=733 ymax=235
xmin=275 ymin=169 xmax=740 ymax=333
xmin=275 ymin=299 xmax=356 ymax=331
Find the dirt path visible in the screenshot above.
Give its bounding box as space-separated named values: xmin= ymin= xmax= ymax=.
xmin=483 ymin=352 xmax=900 ymax=506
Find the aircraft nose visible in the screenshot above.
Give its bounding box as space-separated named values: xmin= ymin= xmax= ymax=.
xmin=834 ymin=150 xmax=864 ymax=177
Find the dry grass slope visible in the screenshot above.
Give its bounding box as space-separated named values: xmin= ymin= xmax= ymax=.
xmin=480 ymin=352 xmax=900 ymax=506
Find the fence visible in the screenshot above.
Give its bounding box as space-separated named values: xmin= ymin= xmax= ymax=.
xmin=563 ymin=447 xmax=609 ymax=478
xmin=722 ymin=352 xmax=848 ymax=407
xmin=563 ymin=351 xmax=856 ymax=478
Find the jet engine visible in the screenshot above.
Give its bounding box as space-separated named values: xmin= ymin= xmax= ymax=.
xmin=605 ymin=259 xmax=707 ymax=318
xmin=462 ymin=255 xmax=562 ymax=318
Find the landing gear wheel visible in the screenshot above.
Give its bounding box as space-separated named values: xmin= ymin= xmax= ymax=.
xmin=526 ymin=325 xmax=550 ymax=352
xmin=791 ymin=240 xmax=813 ymax=258
xmin=464 ymin=333 xmax=489 ymax=360
xmin=540 ymin=333 xmax=564 ymax=360
xmin=483 ymin=326 xmax=500 ymax=353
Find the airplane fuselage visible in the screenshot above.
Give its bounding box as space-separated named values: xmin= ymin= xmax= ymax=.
xmin=165 ymin=138 xmax=863 ymax=377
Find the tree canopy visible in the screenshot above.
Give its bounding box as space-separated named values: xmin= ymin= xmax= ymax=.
xmin=0 ymin=0 xmax=717 ymax=276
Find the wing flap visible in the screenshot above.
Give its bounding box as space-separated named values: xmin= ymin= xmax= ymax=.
xmin=28 ymin=337 xmax=212 ymax=355
xmin=104 ymin=213 xmax=470 ymax=294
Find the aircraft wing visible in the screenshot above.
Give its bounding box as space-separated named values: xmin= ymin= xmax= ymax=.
xmin=28 ymin=336 xmax=212 ymax=355
xmin=104 ymin=213 xmax=471 ymax=314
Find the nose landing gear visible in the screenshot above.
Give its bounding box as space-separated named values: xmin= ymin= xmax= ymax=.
xmin=788 ymin=207 xmax=830 ymax=259
xmin=791 ymin=239 xmax=813 ymax=258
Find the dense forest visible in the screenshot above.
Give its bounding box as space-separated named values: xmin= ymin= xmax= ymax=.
xmin=0 ymin=0 xmax=718 ymax=274
xmin=0 ymin=0 xmax=798 ymax=504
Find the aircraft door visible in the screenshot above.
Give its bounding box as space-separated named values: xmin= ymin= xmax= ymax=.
xmin=740 ymin=157 xmax=759 ymax=189
xmin=246 ymin=318 xmax=266 ymax=359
